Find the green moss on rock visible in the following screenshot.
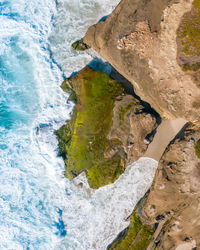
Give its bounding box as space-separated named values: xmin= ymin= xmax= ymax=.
xmin=72 ymin=39 xmax=89 ymax=51
xmin=195 ymin=139 xmax=200 ymax=158
xmin=177 ymin=0 xmax=200 ymax=57
xmin=108 ymin=198 xmax=154 ymax=250
xmin=56 ymin=66 xmax=131 ymax=188
xmin=55 ymin=107 xmax=77 ymax=158
xmin=119 ymin=102 xmax=136 ymax=125
xmin=182 ymin=63 xmax=200 ymax=72
xmin=61 ymin=80 xmax=77 ymax=103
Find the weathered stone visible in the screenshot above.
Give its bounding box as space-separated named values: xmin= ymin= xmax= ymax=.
xmin=83 ymin=0 xmax=200 ymax=123
xmin=56 ymin=66 xmax=156 ymax=188
xmin=71 ymin=39 xmax=90 ymax=51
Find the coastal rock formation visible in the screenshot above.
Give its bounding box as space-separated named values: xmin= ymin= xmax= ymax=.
xmin=56 ymin=66 xmax=156 ymax=188
xmin=109 ymin=125 xmax=200 ymax=249
xmin=80 ymin=0 xmax=200 ymax=248
xmin=143 ymin=126 xmax=200 ymax=249
xmin=83 ymin=0 xmax=200 ymax=123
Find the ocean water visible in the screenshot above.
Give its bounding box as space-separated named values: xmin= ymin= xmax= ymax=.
xmin=0 ymin=0 xmax=158 ymax=249
xmin=50 ymin=0 xmax=121 ymax=76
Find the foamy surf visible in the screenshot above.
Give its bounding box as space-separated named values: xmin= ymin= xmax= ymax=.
xmin=0 ymin=0 xmax=73 ymax=249
xmin=71 ymin=157 xmax=158 ymax=249
xmin=0 ymin=0 xmax=158 ymax=249
xmin=50 ymin=0 xmax=121 ymax=76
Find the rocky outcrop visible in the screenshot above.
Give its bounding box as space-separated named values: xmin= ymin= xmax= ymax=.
xmin=142 ymin=126 xmax=200 ymax=249
xmin=83 ymin=0 xmax=200 ymax=123
xmin=80 ymin=0 xmax=200 ymax=248
xmin=56 ymin=66 xmax=156 ymax=188
xmin=71 ymin=39 xmax=90 ymax=51
xmin=109 ymin=125 xmax=200 ymax=249
xmin=55 ymin=0 xmax=200 ymax=247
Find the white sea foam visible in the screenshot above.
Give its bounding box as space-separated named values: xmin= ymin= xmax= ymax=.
xmin=50 ymin=0 xmax=121 ymax=76
xmin=70 ymin=157 xmax=158 ymax=249
xmin=0 ymin=0 xmax=73 ymax=249
xmin=0 ymin=0 xmax=158 ymax=249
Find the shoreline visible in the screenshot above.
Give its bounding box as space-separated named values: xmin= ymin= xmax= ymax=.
xmin=54 ymin=0 xmax=200 ymax=248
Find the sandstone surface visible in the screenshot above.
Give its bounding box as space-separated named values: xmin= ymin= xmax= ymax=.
xmin=81 ymin=0 xmax=200 ymax=248
xmin=109 ymin=126 xmax=200 ymax=249
xmin=83 ymin=0 xmax=200 ymax=123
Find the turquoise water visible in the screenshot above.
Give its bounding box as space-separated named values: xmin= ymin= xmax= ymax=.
xmin=0 ymin=0 xmax=122 ymax=249
xmin=0 ymin=1 xmax=73 ymax=248
xmin=0 ymin=1 xmax=157 ymax=249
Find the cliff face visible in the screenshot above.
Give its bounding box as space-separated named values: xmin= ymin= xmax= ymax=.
xmin=83 ymin=0 xmax=200 ymax=123
xmin=56 ymin=66 xmax=156 ymax=188
xmin=81 ymin=0 xmax=200 ymax=248
xmin=108 ymin=126 xmax=200 ymax=249
xmin=142 ymin=126 xmax=200 ymax=249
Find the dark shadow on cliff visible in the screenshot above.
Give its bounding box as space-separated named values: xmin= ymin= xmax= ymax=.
xmin=109 ymin=66 xmax=162 ymax=142
xmin=68 ymin=58 xmax=161 ymax=143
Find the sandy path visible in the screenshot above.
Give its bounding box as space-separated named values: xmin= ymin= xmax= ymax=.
xmin=144 ymin=118 xmax=187 ymax=161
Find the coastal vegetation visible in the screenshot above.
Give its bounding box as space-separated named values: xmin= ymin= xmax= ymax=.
xmin=56 ymin=66 xmax=139 ymax=188
xmin=177 ymin=0 xmax=200 ymax=57
xmin=195 ymin=139 xmax=200 ymax=158
xmin=108 ymin=198 xmax=154 ymax=249
xmin=177 ymin=0 xmax=200 ymax=87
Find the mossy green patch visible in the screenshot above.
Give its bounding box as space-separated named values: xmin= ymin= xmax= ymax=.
xmin=195 ymin=139 xmax=200 ymax=158
xmin=61 ymin=80 xmax=77 ymax=103
xmin=177 ymin=0 xmax=200 ymax=57
xmin=108 ymin=199 xmax=154 ymax=250
xmin=55 ymin=106 xmax=77 ymax=158
xmin=182 ymin=63 xmax=200 ymax=72
xmin=56 ymin=66 xmax=130 ymax=188
xmin=72 ymin=39 xmax=89 ymax=51
xmin=119 ymin=102 xmax=137 ymax=125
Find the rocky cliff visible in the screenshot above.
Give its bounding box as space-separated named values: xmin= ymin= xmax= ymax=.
xmin=80 ymin=0 xmax=200 ymax=248
xmin=108 ymin=125 xmax=200 ymax=249
xmin=83 ymin=0 xmax=200 ymax=123
xmin=56 ymin=65 xmax=157 ymax=188
xmin=56 ymin=0 xmax=200 ymax=248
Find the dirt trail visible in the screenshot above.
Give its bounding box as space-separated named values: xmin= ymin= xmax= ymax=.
xmin=144 ymin=118 xmax=187 ymax=161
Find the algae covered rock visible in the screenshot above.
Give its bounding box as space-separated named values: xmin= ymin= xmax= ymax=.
xmin=57 ymin=66 xmax=127 ymax=188
xmin=108 ymin=195 xmax=155 ymax=250
xmin=56 ymin=66 xmax=156 ymax=188
xmin=71 ymin=39 xmax=89 ymax=51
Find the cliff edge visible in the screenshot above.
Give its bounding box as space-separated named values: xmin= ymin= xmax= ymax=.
xmin=56 ymin=66 xmax=156 ymax=188
xmin=83 ymin=0 xmax=200 ymax=123
xmin=81 ymin=0 xmax=200 ymax=248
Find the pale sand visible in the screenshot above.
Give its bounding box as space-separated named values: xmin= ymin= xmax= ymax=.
xmin=144 ymin=118 xmax=187 ymax=161
xmin=175 ymin=241 xmax=196 ymax=250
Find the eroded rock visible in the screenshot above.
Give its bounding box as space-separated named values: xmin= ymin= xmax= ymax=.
xmin=83 ymin=0 xmax=200 ymax=123
xmin=56 ymin=66 xmax=156 ymax=188
xmin=109 ymin=126 xmax=200 ymax=249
